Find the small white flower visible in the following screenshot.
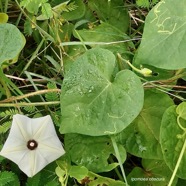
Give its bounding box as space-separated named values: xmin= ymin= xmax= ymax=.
xmin=0 ymin=114 xmax=65 ymax=177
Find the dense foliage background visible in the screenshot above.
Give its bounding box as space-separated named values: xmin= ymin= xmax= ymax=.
xmin=0 ymin=0 xmax=186 ymax=185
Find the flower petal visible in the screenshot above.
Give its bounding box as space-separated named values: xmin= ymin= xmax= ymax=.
xmin=38 ymin=137 xmax=65 ymax=162
xmin=13 ymin=114 xmax=31 ymax=141
xmin=33 ymin=115 xmax=57 ymax=140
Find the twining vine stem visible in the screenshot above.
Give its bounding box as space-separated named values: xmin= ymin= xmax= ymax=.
xmin=168 ymin=137 xmax=186 ymax=186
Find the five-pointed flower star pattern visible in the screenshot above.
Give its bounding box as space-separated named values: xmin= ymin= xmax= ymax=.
xmin=0 ymin=114 xmax=65 ymax=177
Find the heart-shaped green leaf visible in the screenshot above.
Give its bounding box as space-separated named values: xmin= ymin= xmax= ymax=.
xmin=116 ymin=90 xmax=173 ymax=159
xmin=160 ymin=105 xmax=186 ymax=179
xmin=60 ymin=48 xmax=144 ymax=136
xmin=0 ymin=23 xmax=26 ymax=66
xmin=65 ymin=133 xmax=126 ymax=173
xmin=134 ymin=0 xmax=186 ymax=70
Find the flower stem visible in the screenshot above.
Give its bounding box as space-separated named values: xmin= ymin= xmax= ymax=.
xmin=117 ymin=53 xmax=152 ymax=77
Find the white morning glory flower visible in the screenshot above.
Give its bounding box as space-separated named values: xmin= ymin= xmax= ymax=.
xmin=0 ymin=114 xmax=65 ymax=177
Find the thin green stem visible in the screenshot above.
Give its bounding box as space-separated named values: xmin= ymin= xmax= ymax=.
xmin=4 ymin=0 xmax=8 ymax=12
xmin=114 ymin=166 xmax=124 ymax=181
xmin=15 ymin=11 xmax=23 ymax=26
xmin=0 ymin=78 xmax=11 ymax=98
xmin=24 ymin=71 xmax=46 ymax=102
xmin=0 ymin=69 xmax=30 ymax=102
xmin=109 ymin=157 xmax=123 ymax=180
xmin=59 ymin=46 xmax=64 ymax=76
xmin=60 ymin=38 xmax=140 ymax=47
xmin=117 ymin=53 xmax=152 ymax=77
xmin=168 ymin=137 xmax=186 ymax=186
xmin=123 ymin=59 xmax=142 ymax=74
xmin=161 ymin=73 xmax=186 ymax=83
xmin=177 ymin=116 xmax=186 ymax=131
xmin=111 ymin=136 xmax=129 ymax=186
xmin=175 ymin=69 xmax=185 ymax=76
xmin=25 ymin=71 xmax=61 ymax=86
xmin=74 ymin=30 xmax=88 ymax=51
xmin=0 ymin=69 xmax=11 ymax=98
xmin=21 ymin=38 xmax=45 ymax=74
xmin=141 ymin=78 xmax=186 ymax=101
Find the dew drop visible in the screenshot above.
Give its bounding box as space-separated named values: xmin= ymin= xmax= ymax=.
xmin=88 ymin=85 xmax=94 ymax=93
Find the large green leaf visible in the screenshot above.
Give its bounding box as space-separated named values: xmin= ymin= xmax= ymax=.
xmin=160 ymin=104 xmax=186 ymax=179
xmin=127 ymin=159 xmax=177 ymax=186
xmin=88 ymin=0 xmax=129 ymax=32
xmin=116 ymin=90 xmax=173 ymax=159
xmin=0 ymin=23 xmax=26 ymax=66
xmin=60 ymin=48 xmax=144 ymax=136
xmin=65 ymin=133 xmax=126 ymax=173
xmin=134 ymin=0 xmax=186 ymax=70
xmin=74 ymin=22 xmax=134 ymax=55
